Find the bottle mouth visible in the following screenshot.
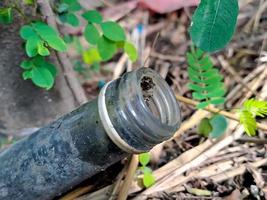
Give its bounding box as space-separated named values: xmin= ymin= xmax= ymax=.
xmin=99 ymin=67 xmax=181 ymax=153
xmin=118 ymin=68 xmax=181 ymax=151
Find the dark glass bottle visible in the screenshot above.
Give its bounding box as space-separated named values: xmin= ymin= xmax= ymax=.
xmin=0 ymin=68 xmax=181 ymax=200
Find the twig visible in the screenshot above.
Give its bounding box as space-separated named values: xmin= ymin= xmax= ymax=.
xmin=150 ymin=51 xmax=185 ymax=62
xmin=59 ymin=185 xmax=94 ymax=200
xmin=175 ymin=95 xmax=267 ymax=132
xmin=218 ymin=55 xmax=259 ymax=97
xmin=37 ymin=0 xmax=87 ymax=105
xmin=117 ymin=155 xmax=139 ymax=200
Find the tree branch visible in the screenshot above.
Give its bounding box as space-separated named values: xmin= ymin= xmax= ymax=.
xmin=176 ymin=95 xmax=267 ymax=132
xmin=37 ymin=0 xmax=87 ymax=105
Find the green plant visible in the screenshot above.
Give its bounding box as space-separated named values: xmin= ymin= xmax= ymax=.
xmin=237 ymin=99 xmax=267 ymax=136
xmin=0 ymin=7 xmax=13 ymax=24
xmin=189 ymin=0 xmax=239 ymax=52
xmin=138 ymin=153 xmax=155 ymax=188
xmin=82 ymin=10 xmax=137 ymax=64
xmin=56 ymin=0 xmax=81 ymax=27
xmin=186 ymin=47 xmax=226 ymax=109
xmin=0 ymin=0 xmax=137 ymax=89
xmin=198 ymin=115 xmax=228 ymax=138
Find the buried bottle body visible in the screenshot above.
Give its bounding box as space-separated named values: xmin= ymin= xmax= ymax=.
xmin=0 ymin=68 xmax=181 ymax=200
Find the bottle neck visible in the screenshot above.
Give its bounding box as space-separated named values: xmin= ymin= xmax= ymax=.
xmin=98 ymin=68 xmax=181 ymax=153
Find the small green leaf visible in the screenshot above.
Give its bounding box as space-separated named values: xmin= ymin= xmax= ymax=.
xmin=97 ymin=36 xmax=117 ymax=61
xmin=43 ymin=62 xmax=57 ymax=77
xmin=20 ymin=25 xmax=36 ymax=39
xmin=0 ymin=7 xmax=13 ymax=24
xmin=209 ymin=115 xmax=227 ymax=138
xmin=239 ymin=110 xmax=257 ymax=136
xmin=84 ymin=24 xmax=100 ymax=45
xmin=63 ymin=34 xmax=73 ymax=43
xmin=32 ymin=22 xmax=67 ymax=52
xmin=31 ymin=67 xmax=54 ymax=89
xmin=101 ymin=21 xmax=126 ymax=42
xmin=57 ymin=3 xmax=69 ymax=13
xmin=197 ymin=101 xmax=210 ymax=109
xmin=124 ymin=42 xmax=137 ymax=62
xmin=22 ymin=70 xmax=32 ymax=80
xmin=143 ymin=172 xmax=155 ymax=188
xmin=66 ymin=0 xmax=82 ymax=12
xmin=73 ymin=61 xmax=85 ymax=72
xmin=20 ymin=60 xmax=34 ymax=69
xmin=198 ymin=118 xmax=212 ymax=137
xmin=190 ymin=0 xmax=239 ymax=52
xmin=25 ymin=35 xmax=40 ymax=57
xmin=37 ymin=42 xmax=50 ymax=56
xmin=82 ymin=10 xmax=102 ymax=23
xmin=83 ymin=48 xmax=101 ymax=64
xmin=65 ymin=13 xmax=80 ymax=27
xmin=139 ymin=152 xmax=150 ymax=166
xmin=243 ymin=99 xmax=267 ymax=117
xmin=23 ymin=0 xmax=35 ymax=5
xmin=91 ymin=62 xmax=100 ymax=72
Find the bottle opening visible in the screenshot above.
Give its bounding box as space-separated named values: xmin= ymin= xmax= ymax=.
xmin=100 ymin=68 xmax=181 ymax=153
xmin=140 ymin=76 xmax=161 ymax=120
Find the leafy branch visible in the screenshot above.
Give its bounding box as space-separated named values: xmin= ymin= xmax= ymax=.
xmin=138 ymin=153 xmax=155 ymax=188
xmin=238 ymin=99 xmax=267 ymax=136
xmin=187 ymin=47 xmax=226 ymax=109
xmin=176 ymin=95 xmax=267 ymax=135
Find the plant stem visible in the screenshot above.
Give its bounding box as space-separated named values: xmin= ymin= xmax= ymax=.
xmin=176 ymin=95 xmax=267 ymax=132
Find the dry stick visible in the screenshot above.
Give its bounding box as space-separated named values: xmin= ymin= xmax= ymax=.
xmin=59 ymin=185 xmax=94 ymax=200
xmin=175 ymin=95 xmax=267 ymax=132
xmin=253 ymin=1 xmax=267 ymax=31
xmin=37 ymin=0 xmax=87 ymax=105
xmin=226 ymin=64 xmax=265 ymax=102
xmin=240 ymin=65 xmax=267 ymax=104
xmin=117 ymin=155 xmax=139 ymax=200
xmin=218 ymin=55 xmax=259 ymax=97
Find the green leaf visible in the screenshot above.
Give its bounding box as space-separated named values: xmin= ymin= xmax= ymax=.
xmin=31 ymin=66 xmax=54 ymax=89
xmin=143 ymin=172 xmax=155 ymax=188
xmin=101 ymin=21 xmax=126 ymax=42
xmin=32 ymin=22 xmax=67 ymax=52
xmin=65 ymin=13 xmax=80 ymax=27
xmin=41 ymin=60 xmax=57 ymax=77
xmin=197 ymin=101 xmax=210 ymax=109
xmin=83 ymin=48 xmax=101 ymax=64
xmin=124 ymin=42 xmax=138 ymax=62
xmin=97 ymin=36 xmax=117 ymax=61
xmin=243 ymin=99 xmax=267 ymax=117
xmin=68 ymin=1 xmax=82 ymax=12
xmin=37 ymin=41 xmax=50 ymax=56
xmin=63 ymin=34 xmax=73 ymax=43
xmin=84 ymin=24 xmax=100 ymax=45
xmin=22 ymin=70 xmax=32 ymax=80
xmin=23 ymin=0 xmax=35 ymax=5
xmin=82 ymin=10 xmax=102 ymax=23
xmin=20 ymin=60 xmax=34 ymax=69
xmin=0 ymin=7 xmax=13 ymax=24
xmin=57 ymin=3 xmax=69 ymax=13
xmin=187 ymin=47 xmax=225 ymax=109
xmin=209 ymin=115 xmax=227 ymax=138
xmin=198 ymin=118 xmax=212 ymax=137
xmin=239 ymin=110 xmax=257 ymax=136
xmin=25 ymin=35 xmax=40 ymax=57
xmin=139 ymin=152 xmax=150 ymax=166
xmin=91 ymin=62 xmax=100 ymax=72
xmin=20 ymin=25 xmax=36 ymax=39
xmin=190 ymin=0 xmax=239 ymax=52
